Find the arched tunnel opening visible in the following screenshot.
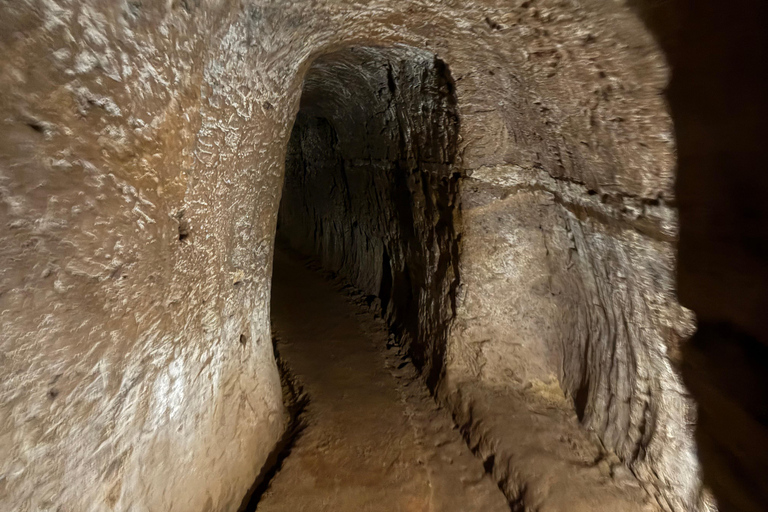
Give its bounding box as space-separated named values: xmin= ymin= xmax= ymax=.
xmin=251 ymin=47 xmax=516 ymax=511
xmin=274 ymin=46 xmax=461 ymax=388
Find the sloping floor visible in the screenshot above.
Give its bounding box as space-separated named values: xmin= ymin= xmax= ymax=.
xmin=253 ymin=250 xmax=509 ymax=512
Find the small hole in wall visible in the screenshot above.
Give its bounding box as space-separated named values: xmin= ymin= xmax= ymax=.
xmin=587 ymin=189 xmax=598 ymax=196
xmin=178 ymin=223 xmax=189 ymax=241
xmin=27 ymin=121 xmax=46 ymax=134
xmin=240 ymin=334 xmax=248 ymax=346
xmin=48 ymin=389 xmax=59 ymax=400
xmin=574 ymin=383 xmax=589 ymax=422
xmin=176 ymin=210 xmax=190 ymax=242
xmin=484 ymin=16 xmax=502 ymax=30
xmin=483 ymin=454 xmax=495 ymax=473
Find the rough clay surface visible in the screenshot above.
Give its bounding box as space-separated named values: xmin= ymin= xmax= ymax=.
xmin=253 ymin=249 xmax=509 ymax=511
xmin=0 ymin=0 xmax=716 ymax=511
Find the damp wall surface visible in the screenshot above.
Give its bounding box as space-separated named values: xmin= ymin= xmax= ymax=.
xmin=3 ymin=0 xmax=761 ymax=511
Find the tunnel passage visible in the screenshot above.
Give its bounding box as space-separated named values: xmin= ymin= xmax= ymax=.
xmin=3 ymin=0 xmax=767 ymax=510
xmin=276 ymin=46 xmax=461 ymax=387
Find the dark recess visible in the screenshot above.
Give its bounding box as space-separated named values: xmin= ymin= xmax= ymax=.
xmin=630 ymin=0 xmax=768 ymax=509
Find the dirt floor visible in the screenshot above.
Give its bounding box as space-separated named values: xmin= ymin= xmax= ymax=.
xmin=250 ymin=249 xmax=509 ymax=511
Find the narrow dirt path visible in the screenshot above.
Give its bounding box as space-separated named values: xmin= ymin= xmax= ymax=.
xmin=253 ymin=250 xmax=509 ymax=512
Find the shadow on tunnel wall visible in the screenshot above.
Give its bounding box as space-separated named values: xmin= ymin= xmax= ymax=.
xmin=630 ymin=1 xmax=768 ymax=510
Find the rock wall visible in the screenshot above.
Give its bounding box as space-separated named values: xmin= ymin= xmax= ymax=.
xmin=0 ymin=1 xmax=290 ymax=511
xmin=3 ymin=0 xmax=755 ymax=511
xmin=449 ymin=161 xmax=700 ymax=511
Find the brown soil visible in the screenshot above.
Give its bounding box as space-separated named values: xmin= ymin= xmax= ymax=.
xmin=252 ymin=249 xmax=509 ymax=511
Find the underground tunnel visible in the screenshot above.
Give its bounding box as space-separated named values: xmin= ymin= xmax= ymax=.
xmin=257 ymin=44 xmax=700 ymax=511
xmin=240 ymin=45 xmax=476 ymax=510
xmin=1 ymin=1 xmax=767 ymax=512
xmin=275 ymin=46 xmax=461 ymax=387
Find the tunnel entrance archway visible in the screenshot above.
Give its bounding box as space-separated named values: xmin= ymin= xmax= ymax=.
xmin=275 ymin=46 xmax=461 ymax=388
